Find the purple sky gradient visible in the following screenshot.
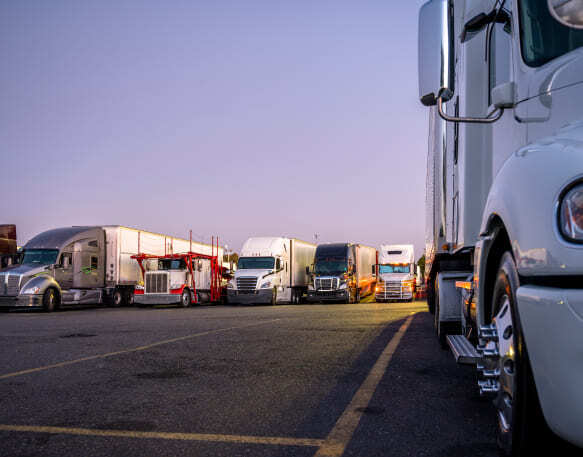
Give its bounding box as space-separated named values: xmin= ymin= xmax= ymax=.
xmin=1 ymin=0 xmax=428 ymax=258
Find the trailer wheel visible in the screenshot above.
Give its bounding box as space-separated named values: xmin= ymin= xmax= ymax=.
xmin=43 ymin=288 xmax=59 ymax=312
xmin=180 ymin=289 xmax=191 ymax=308
xmin=491 ymin=252 xmax=551 ymax=456
xmin=434 ymin=277 xmax=448 ymax=349
xmin=112 ymin=289 xmax=124 ymax=307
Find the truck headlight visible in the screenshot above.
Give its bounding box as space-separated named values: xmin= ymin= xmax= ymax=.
xmin=308 ymin=284 xmax=314 ymax=291
xmin=560 ymin=183 xmax=583 ymax=242
xmin=338 ymin=282 xmax=347 ymax=289
xmin=227 ymin=282 xmax=235 ymax=289
xmin=22 ymin=286 xmax=41 ymax=295
xmin=260 ymin=281 xmax=272 ymax=289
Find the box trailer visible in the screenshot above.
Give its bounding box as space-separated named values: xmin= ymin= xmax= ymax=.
xmin=0 ymin=224 xmax=19 ymax=270
xmin=0 ymin=225 xmax=223 ymax=311
xmin=227 ymin=237 xmax=316 ymax=305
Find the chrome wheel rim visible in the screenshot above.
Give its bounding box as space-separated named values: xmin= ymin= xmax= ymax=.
xmin=493 ymin=295 xmax=516 ymax=449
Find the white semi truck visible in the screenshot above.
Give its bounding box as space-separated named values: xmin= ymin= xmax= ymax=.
xmin=0 ymin=226 xmax=222 ymax=311
xmin=227 ymin=237 xmax=316 ymax=305
xmin=419 ymin=0 xmax=583 ymax=453
xmin=375 ymin=244 xmax=416 ymax=302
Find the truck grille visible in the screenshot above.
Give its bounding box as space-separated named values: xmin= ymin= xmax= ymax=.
xmin=315 ymin=277 xmax=339 ymax=290
xmin=237 ymin=277 xmax=257 ymax=291
xmin=145 ymin=272 xmax=168 ymax=294
xmin=376 ymin=280 xmax=410 ymax=299
xmin=0 ymin=275 xmax=20 ymax=296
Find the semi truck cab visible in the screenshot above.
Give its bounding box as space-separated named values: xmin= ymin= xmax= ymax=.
xmin=375 ymin=244 xmax=416 ymax=302
xmin=307 ymin=243 xmax=358 ymax=303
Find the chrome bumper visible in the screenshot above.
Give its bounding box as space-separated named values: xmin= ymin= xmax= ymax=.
xmin=227 ymin=289 xmax=273 ymax=304
xmin=0 ymin=294 xmax=43 ymax=308
xmin=306 ymin=289 xmax=349 ymax=302
xmin=134 ymin=294 xmax=182 ymax=305
xmin=517 ymin=285 xmax=583 ymax=447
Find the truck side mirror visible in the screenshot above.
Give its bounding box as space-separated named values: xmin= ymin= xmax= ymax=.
xmin=548 ymin=0 xmax=583 ymax=29
xmin=418 ymin=0 xmax=454 ymax=107
xmin=306 ymin=266 xmax=310 ymax=275
xmin=372 ymin=265 xmax=376 ymax=274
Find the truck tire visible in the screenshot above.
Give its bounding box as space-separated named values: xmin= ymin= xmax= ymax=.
xmin=434 ymin=277 xmax=448 ymax=349
xmin=112 ymin=289 xmax=124 ymax=307
xmin=427 ymin=278 xmax=435 ymax=314
xmin=491 ymin=252 xmax=551 ymax=456
xmin=43 ymin=288 xmax=59 ymax=312
xmin=271 ymin=288 xmax=277 ymax=305
xmin=180 ymin=289 xmax=191 ymax=308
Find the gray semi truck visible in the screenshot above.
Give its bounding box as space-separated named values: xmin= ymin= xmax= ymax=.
xmin=0 ymin=225 xmax=220 ymax=311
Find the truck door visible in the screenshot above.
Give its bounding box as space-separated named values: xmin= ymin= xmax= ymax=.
xmin=55 ymin=249 xmax=74 ymax=290
xmin=73 ymin=234 xmax=105 ymax=289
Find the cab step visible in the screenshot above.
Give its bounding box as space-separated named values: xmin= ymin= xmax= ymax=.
xmin=446 ymin=334 xmax=480 ymax=365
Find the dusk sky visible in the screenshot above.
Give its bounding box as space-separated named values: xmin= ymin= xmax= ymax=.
xmin=1 ymin=0 xmax=428 ymax=258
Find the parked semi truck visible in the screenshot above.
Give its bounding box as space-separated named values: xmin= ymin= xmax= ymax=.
xmin=0 ymin=226 xmax=222 ymax=311
xmin=307 ymin=243 xmax=376 ymax=303
xmin=419 ymin=0 xmax=583 ymax=453
xmin=227 ymin=237 xmax=316 ymax=305
xmin=0 ymin=224 xmax=19 ymax=270
xmin=375 ymin=244 xmax=416 ymax=302
xmin=133 ymin=242 xmax=222 ymax=307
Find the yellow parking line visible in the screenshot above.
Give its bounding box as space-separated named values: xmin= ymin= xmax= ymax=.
xmin=314 ymin=315 xmax=414 ymax=457
xmin=0 ymin=424 xmax=324 ymax=447
xmin=0 ymin=320 xmax=280 ymax=380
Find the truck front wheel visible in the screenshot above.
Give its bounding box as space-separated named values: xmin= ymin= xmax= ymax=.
xmin=43 ymin=288 xmax=59 ymax=312
xmin=180 ymin=289 xmax=191 ymax=308
xmin=491 ymin=252 xmax=549 ymax=456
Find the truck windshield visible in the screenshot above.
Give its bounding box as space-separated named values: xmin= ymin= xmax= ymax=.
xmin=238 ymin=257 xmax=275 ymax=270
xmin=158 ymin=259 xmax=186 ymax=270
xmin=520 ymin=0 xmax=583 ymax=67
xmin=21 ymin=249 xmax=59 ymax=266
xmin=379 ymin=264 xmax=410 ymax=274
xmin=315 ymin=256 xmax=347 ymax=275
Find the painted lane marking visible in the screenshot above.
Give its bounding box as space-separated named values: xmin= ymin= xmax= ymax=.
xmin=0 ymin=424 xmax=324 ymax=447
xmin=0 ymin=320 xmax=280 ymax=380
xmin=314 ymin=315 xmax=414 ymax=457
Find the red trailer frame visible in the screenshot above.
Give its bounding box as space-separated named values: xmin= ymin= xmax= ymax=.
xmin=131 ymin=237 xmax=222 ymax=304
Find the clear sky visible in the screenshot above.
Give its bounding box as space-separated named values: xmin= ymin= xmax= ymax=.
xmin=1 ymin=0 xmax=428 ymax=259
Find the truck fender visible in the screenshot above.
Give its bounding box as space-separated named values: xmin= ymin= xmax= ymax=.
xmin=20 ymin=274 xmax=61 ymax=297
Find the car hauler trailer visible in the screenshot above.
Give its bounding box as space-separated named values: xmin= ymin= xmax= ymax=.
xmin=0 ymin=224 xmax=20 ymax=270
xmin=375 ymin=244 xmax=416 ymax=302
xmin=0 ymin=226 xmax=223 ymax=311
xmin=227 ymin=237 xmax=316 ymax=305
xmin=307 ymin=243 xmax=377 ymax=303
xmin=418 ymin=0 xmax=583 ymax=453
xmin=132 ymin=239 xmax=222 ymax=307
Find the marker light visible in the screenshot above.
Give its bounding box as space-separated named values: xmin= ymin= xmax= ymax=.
xmin=560 ymin=183 xmax=583 ymax=242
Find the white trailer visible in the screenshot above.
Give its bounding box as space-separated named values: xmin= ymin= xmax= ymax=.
xmin=375 ymin=244 xmax=416 ymax=302
xmin=227 ymin=237 xmax=316 ymax=305
xmin=419 ymin=0 xmax=583 ymax=453
xmin=0 ymin=225 xmax=222 ymax=310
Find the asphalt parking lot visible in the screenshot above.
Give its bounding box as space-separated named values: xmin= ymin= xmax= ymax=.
xmin=0 ymin=300 xmax=500 ymax=457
